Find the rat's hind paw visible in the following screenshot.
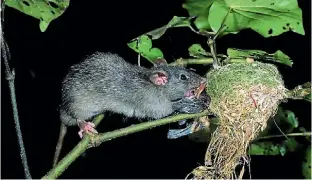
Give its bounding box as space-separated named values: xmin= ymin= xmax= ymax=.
xmin=77 ymin=120 xmax=98 ymax=138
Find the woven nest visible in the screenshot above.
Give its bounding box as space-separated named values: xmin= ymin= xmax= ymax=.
xmin=189 ymin=62 xmax=288 ymax=179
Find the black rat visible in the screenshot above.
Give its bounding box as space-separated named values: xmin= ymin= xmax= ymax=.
xmin=53 ymin=52 xmax=209 ymax=166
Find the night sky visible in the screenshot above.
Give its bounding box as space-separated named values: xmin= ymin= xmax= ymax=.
xmin=1 ymin=0 xmax=311 ymax=179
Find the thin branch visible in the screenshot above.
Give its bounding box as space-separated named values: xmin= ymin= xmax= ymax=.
xmin=170 ymin=58 xmax=214 ymax=66
xmin=1 ymin=16 xmax=32 ymax=179
xmin=138 ymin=53 xmax=141 ymax=66
xmin=208 ymin=9 xmax=230 ymax=68
xmin=42 ymin=115 xmax=105 ymax=180
xmin=255 ymin=132 xmax=312 ymax=141
xmin=169 ymin=57 xmax=252 ymax=66
xmin=96 ymin=111 xmax=209 ymax=143
xmin=42 ymin=111 xmax=209 ymax=179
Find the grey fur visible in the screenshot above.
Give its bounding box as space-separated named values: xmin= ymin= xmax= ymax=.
xmin=59 ymin=52 xmax=206 ymax=126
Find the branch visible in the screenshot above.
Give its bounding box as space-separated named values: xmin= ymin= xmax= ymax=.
xmin=255 ymin=132 xmax=312 ymax=141
xmin=170 ymin=58 xmax=214 ymax=66
xmin=1 ymin=12 xmax=32 ymax=179
xmin=169 ymin=57 xmax=252 ymax=66
xmin=208 ymin=9 xmax=230 ymax=68
xmin=42 ymin=111 xmax=209 ymax=179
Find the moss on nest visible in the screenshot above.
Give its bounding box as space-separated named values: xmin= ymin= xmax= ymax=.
xmin=206 ymin=62 xmax=285 ymax=108
xmin=190 ymin=62 xmax=289 ymax=179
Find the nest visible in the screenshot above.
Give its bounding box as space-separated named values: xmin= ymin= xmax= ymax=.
xmin=189 ymin=62 xmax=288 ymax=179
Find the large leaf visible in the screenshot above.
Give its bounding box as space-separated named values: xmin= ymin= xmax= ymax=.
xmin=208 ymin=0 xmax=305 ymax=37
xmin=5 ymin=0 xmax=69 ymax=32
xmin=182 ymin=0 xmax=213 ymax=30
xmin=227 ymin=48 xmax=293 ymax=66
xmin=249 ymin=138 xmax=299 ymax=156
xmin=188 ymin=44 xmax=211 ymax=58
xmin=249 ymin=141 xmax=281 ymax=155
xmin=284 ymin=110 xmax=299 ymax=129
xmin=128 ymin=35 xmax=164 ymax=63
xmin=302 ymin=146 xmax=311 ymax=179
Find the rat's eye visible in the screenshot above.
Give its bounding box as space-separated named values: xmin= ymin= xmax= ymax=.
xmin=180 ymin=74 xmax=188 ymax=80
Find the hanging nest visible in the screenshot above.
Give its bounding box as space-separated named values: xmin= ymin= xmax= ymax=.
xmin=189 ymin=62 xmax=288 ymax=179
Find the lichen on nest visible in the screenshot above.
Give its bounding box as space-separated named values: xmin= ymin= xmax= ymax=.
xmin=190 ymin=62 xmax=289 ymax=179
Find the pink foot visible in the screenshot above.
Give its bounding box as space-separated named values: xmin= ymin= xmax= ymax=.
xmin=77 ymin=120 xmax=98 ymax=138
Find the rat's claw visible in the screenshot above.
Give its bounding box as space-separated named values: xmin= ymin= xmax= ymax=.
xmin=77 ymin=120 xmax=98 ymax=138
xmin=88 ymin=122 xmax=96 ymax=127
xmin=78 ymin=130 xmax=84 ymax=139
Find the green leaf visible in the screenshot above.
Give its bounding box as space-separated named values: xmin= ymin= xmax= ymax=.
xmin=138 ymin=35 xmax=152 ymax=52
xmin=227 ymin=48 xmax=293 ymax=66
xmin=304 ymin=94 xmax=311 ymax=102
xmin=249 ymin=141 xmax=281 ymax=155
xmin=208 ymin=0 xmax=305 ymax=37
xmin=144 ymin=16 xmax=194 ymax=40
xmin=39 ymin=20 xmax=49 ymax=32
xmin=302 ymin=146 xmax=311 ymax=179
xmin=282 ymin=138 xmax=299 ymax=153
xmin=188 ymin=44 xmax=211 ymax=58
xmin=127 ymin=35 xmax=164 ymax=63
xmin=182 ymin=0 xmax=213 ymax=30
xmin=287 ymin=82 xmax=312 ymax=102
xmin=143 ymin=48 xmax=164 ymax=61
xmin=249 ymin=139 xmax=299 ymax=156
xmin=279 ymin=146 xmax=287 ymax=156
xmin=299 ymin=127 xmax=307 ymax=133
xmin=5 ymin=0 xmax=69 ymax=32
xmin=284 ymin=110 xmax=299 ymax=129
xmin=302 ymin=82 xmax=312 ymax=102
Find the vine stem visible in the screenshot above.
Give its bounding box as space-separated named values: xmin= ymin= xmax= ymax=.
xmin=255 ymin=132 xmax=312 ymax=140
xmin=169 ymin=57 xmax=252 ymax=66
xmin=1 ymin=10 xmax=32 ymax=180
xmin=42 ymin=111 xmax=209 ymax=179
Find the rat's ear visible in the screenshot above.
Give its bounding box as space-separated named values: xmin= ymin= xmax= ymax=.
xmin=153 ymin=58 xmax=168 ymax=67
xmin=150 ymin=70 xmax=168 ymax=86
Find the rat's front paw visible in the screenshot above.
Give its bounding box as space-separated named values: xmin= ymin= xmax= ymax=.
xmin=77 ymin=120 xmax=98 ymax=138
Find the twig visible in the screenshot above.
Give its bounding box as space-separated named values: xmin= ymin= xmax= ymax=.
xmin=42 ymin=111 xmax=209 ymax=179
xmin=1 ymin=16 xmax=32 ymax=179
xmin=169 ymin=57 xmax=252 ymax=66
xmin=170 ymin=58 xmax=214 ymax=66
xmin=42 ymin=115 xmax=105 ymax=180
xmin=208 ymin=9 xmax=230 ymax=69
xmin=255 ymin=132 xmax=311 ymax=141
xmin=138 ymin=53 xmax=141 ymax=66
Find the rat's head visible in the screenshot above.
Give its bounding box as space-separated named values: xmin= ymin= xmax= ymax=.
xmin=149 ymin=58 xmax=206 ymax=101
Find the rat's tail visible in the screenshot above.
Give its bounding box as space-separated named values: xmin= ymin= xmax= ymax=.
xmin=52 ymin=122 xmax=67 ymax=167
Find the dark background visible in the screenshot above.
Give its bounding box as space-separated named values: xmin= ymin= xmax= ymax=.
xmin=1 ymin=0 xmax=311 ymax=179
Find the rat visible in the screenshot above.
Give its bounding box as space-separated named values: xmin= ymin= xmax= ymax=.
xmin=53 ymin=52 xmax=209 ymax=166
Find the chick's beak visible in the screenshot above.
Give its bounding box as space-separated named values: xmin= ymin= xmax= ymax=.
xmin=195 ymin=78 xmax=207 ymax=99
xmin=201 ymin=77 xmax=207 ymax=84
